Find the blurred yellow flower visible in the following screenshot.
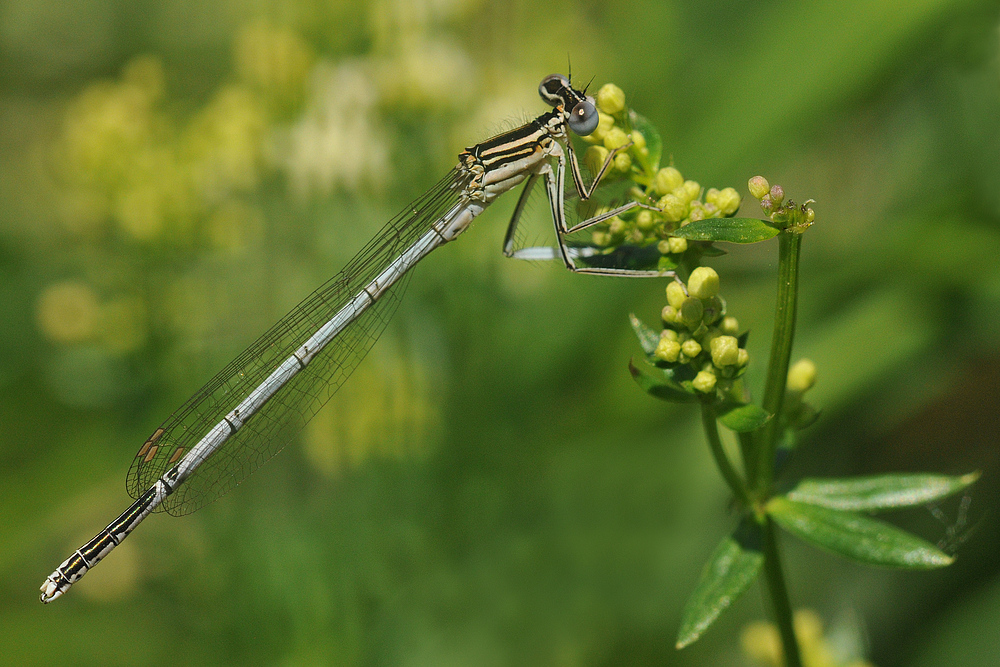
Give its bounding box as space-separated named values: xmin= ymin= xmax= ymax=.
xmin=36 ymin=281 xmax=100 ymax=343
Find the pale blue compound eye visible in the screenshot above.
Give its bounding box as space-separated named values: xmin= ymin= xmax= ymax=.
xmin=568 ymin=99 xmax=599 ymax=136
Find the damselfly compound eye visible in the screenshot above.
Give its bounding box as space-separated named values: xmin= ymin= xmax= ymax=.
xmin=568 ymin=98 xmax=599 ymax=136
xmin=539 ymin=74 xmax=570 ymax=106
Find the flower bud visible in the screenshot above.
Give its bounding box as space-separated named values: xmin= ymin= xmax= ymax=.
xmin=678 ymin=180 xmax=701 ymax=203
xmin=654 ymin=167 xmax=684 ymax=196
xmin=660 ymin=328 xmax=679 ymax=342
xmin=654 ymin=337 xmax=681 ymax=363
xmin=629 ymin=129 xmax=646 ymax=150
xmin=591 ymin=231 xmax=610 ymax=246
xmin=787 ymin=358 xmax=817 ymax=392
xmin=667 ymin=237 xmax=687 ymax=254
xmin=607 ymin=216 xmax=626 ymax=236
xmin=603 ymin=127 xmax=630 ymax=151
xmin=657 ymin=194 xmax=687 ymax=223
xmin=613 ymin=152 xmax=632 ymax=173
xmin=636 ymin=210 xmax=656 ymax=231
xmin=681 ymin=338 xmax=702 ymax=358
xmin=737 ymin=348 xmax=749 ymax=367
xmin=710 ymin=335 xmax=740 ymax=367
xmin=584 ymin=145 xmax=609 ymax=177
xmin=666 ymin=280 xmax=687 ymax=309
xmin=657 ymin=239 xmax=672 ymax=255
xmin=713 ymin=187 xmax=741 ymax=216
xmin=748 ymin=175 xmax=769 ymax=200
xmin=720 ymin=316 xmax=739 ymax=335
xmin=596 ymin=83 xmax=626 ymax=115
xmin=769 ymin=184 xmax=785 ymax=206
xmin=688 ymin=266 xmax=720 ymax=299
xmin=661 ymin=305 xmax=678 ymax=324
xmin=587 ymin=111 xmax=615 ymax=142
xmin=692 ymin=370 xmax=717 ymax=393
xmin=679 ymin=297 xmax=704 ymax=329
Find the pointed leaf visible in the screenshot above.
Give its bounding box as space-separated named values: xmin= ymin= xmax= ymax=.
xmin=767 ymin=497 xmax=953 ymax=569
xmin=673 ymin=218 xmax=781 ymax=244
xmin=628 ymin=358 xmax=697 ymax=403
xmin=677 ymin=519 xmax=764 ymax=649
xmin=629 ymin=313 xmax=660 ymax=355
xmin=717 ymin=403 xmax=771 ymax=433
xmin=787 ymin=472 xmax=980 ymax=511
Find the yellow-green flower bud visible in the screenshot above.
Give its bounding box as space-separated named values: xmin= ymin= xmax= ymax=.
xmin=707 ymin=187 xmax=741 ymax=216
xmin=657 ymin=194 xmax=687 ymax=223
xmin=629 ymin=129 xmax=646 ymax=151
xmin=720 ymin=316 xmax=739 ymax=335
xmin=667 ymin=237 xmax=687 ymax=254
xmin=688 ymin=202 xmax=706 ymax=222
xmin=681 ymin=338 xmax=702 ymax=358
xmin=805 ymin=208 xmax=816 ymax=223
xmin=584 ymin=145 xmax=609 ymax=176
xmin=688 ymin=266 xmax=720 ymax=299
xmin=657 ymin=239 xmax=672 ymax=255
xmin=654 ymin=167 xmax=684 ymax=196
xmin=587 ymin=111 xmax=615 ymax=142
xmin=613 ymin=152 xmax=632 ymax=173
xmin=603 ymin=127 xmax=630 ymax=151
xmin=592 ymin=231 xmax=610 ymax=246
xmin=677 ymin=180 xmax=701 ymax=203
xmin=627 ymin=228 xmax=644 ymax=244
xmin=680 ymin=297 xmax=704 ymax=329
xmin=747 ymin=176 xmax=771 ymax=199
xmin=787 ymin=358 xmax=817 ymax=392
xmin=654 ymin=337 xmax=681 ymax=363
xmin=748 ymin=175 xmax=769 ymax=200
xmin=608 ymin=216 xmax=626 ymax=236
xmin=596 ymin=83 xmax=626 ymax=115
xmin=661 ymin=305 xmax=678 ymax=324
xmin=710 ymin=335 xmax=740 ymax=367
xmin=665 ymin=280 xmax=687 ymax=309
xmin=737 ymin=348 xmax=749 ymax=367
xmin=636 ymin=210 xmax=655 ymax=232
xmin=692 ymin=370 xmax=717 ymax=393
xmin=660 ymin=328 xmax=679 ymax=342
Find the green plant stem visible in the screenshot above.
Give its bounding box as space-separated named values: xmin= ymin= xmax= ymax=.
xmin=755 ymin=230 xmax=802 ymax=494
xmin=700 ymin=401 xmax=749 ymax=507
xmin=762 ymin=516 xmax=803 ymax=667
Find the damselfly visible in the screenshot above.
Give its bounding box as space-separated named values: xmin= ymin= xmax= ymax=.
xmin=40 ymin=74 xmax=667 ymax=603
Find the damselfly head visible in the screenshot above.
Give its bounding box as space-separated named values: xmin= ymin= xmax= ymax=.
xmin=538 ymin=74 xmax=598 ymax=137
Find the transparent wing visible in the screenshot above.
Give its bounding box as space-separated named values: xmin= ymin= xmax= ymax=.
xmin=127 ymin=169 xmax=471 ymax=516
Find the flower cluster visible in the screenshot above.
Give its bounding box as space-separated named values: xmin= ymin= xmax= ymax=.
xmin=578 ymin=84 xmax=742 ymax=261
xmin=653 ymin=266 xmax=749 ymax=395
xmin=748 ymin=175 xmax=815 ymax=231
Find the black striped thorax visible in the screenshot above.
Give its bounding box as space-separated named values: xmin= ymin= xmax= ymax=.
xmin=459 ymin=108 xmax=566 ymax=178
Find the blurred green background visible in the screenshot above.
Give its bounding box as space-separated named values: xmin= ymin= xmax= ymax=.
xmin=2 ymin=0 xmax=999 ymax=664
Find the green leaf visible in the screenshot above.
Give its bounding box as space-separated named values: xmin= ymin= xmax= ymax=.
xmin=787 ymin=472 xmax=980 ymax=511
xmin=629 ymin=110 xmax=661 ymax=172
xmin=787 ymin=402 xmax=820 ymax=431
xmin=697 ymin=243 xmax=728 ymax=258
xmin=767 ymin=497 xmax=954 ymax=569
xmin=628 ymin=313 xmax=660 ymax=355
xmin=673 ymin=218 xmax=781 ymax=244
xmin=717 ymin=403 xmax=771 ymax=432
xmin=676 ymin=519 xmax=764 ymax=649
xmin=628 ymin=358 xmax=697 ymax=403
